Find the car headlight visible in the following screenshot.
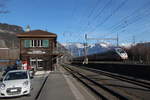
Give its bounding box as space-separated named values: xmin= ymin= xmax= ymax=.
xmin=23 ymin=81 xmax=29 ymax=87
xmin=0 ymin=83 xmax=5 ymax=90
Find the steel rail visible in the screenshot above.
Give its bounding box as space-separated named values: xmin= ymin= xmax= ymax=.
xmin=62 ymin=65 xmax=129 ymax=100
xmin=74 ymin=65 xmax=150 ymax=89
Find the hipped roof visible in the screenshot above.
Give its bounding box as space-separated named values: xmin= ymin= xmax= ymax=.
xmin=17 ymin=30 xmax=57 ymax=38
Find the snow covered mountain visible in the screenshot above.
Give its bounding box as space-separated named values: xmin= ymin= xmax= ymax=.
xmin=62 ymin=42 xmax=114 ymax=57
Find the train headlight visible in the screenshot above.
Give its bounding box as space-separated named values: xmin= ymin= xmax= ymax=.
xmin=121 ymin=53 xmax=128 ymax=59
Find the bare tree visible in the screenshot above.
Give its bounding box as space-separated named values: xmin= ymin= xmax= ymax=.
xmin=0 ymin=0 xmax=10 ymax=14
xmin=126 ymin=42 xmax=150 ymax=64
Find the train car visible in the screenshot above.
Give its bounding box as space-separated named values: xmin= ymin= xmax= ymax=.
xmin=72 ymin=47 xmax=128 ymax=63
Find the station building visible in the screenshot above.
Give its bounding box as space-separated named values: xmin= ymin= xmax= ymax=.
xmin=16 ymin=30 xmax=57 ymax=71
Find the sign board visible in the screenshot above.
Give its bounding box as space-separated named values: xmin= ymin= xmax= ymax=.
xmin=27 ymin=50 xmax=46 ymax=54
xmin=22 ymin=61 xmax=28 ymax=70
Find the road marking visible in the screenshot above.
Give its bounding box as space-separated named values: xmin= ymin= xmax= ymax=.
xmin=60 ymin=67 xmax=85 ymax=100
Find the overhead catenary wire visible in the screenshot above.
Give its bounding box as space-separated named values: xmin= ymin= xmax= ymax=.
xmin=73 ymin=0 xmax=127 ymax=46
xmin=87 ymin=0 xmax=102 ymax=18
xmin=109 ymin=1 xmax=150 ymax=33
xmin=77 ymin=0 xmax=103 ymax=35
xmin=87 ymin=0 xmax=150 ymax=45
xmin=63 ymin=0 xmax=150 ymax=45
xmin=94 ymin=0 xmax=112 ymax=20
xmin=62 ymin=0 xmax=81 ymax=43
xmin=111 ymin=7 xmax=150 ymax=33
xmin=96 ymin=0 xmax=128 ymax=27
xmin=80 ymin=0 xmax=102 ymax=34
xmin=88 ymin=0 xmax=128 ymax=34
xmin=83 ymin=0 xmax=113 ymax=34
xmin=78 ymin=0 xmax=113 ymax=37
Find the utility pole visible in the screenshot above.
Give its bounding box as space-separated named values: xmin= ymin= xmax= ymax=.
xmin=83 ymin=34 xmax=88 ymax=64
xmin=84 ymin=34 xmax=119 ymax=64
xmin=68 ymin=42 xmax=84 ymax=57
xmin=133 ymin=35 xmax=135 ymax=45
xmin=117 ymin=34 xmax=119 ymax=47
xmin=131 ymin=35 xmax=136 ymax=63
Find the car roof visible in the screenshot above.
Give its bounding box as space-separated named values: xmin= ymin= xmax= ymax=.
xmin=8 ymin=70 xmax=27 ymax=72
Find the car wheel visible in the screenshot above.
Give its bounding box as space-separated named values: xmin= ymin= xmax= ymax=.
xmin=26 ymin=93 xmax=31 ymax=97
xmin=31 ymin=87 xmax=33 ymax=90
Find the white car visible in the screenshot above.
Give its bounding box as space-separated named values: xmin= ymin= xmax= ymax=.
xmin=0 ymin=70 xmax=31 ymax=97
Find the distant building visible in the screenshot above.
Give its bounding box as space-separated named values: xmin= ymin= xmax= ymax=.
xmin=17 ymin=30 xmax=57 ymax=71
xmin=0 ymin=48 xmax=19 ymax=66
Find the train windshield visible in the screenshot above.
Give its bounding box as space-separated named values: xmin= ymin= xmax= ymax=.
xmin=116 ymin=48 xmax=125 ymax=53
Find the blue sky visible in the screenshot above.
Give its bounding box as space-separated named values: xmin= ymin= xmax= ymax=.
xmin=0 ymin=0 xmax=150 ymax=45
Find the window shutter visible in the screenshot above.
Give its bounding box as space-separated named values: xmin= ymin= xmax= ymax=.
xmin=43 ymin=40 xmax=49 ymax=47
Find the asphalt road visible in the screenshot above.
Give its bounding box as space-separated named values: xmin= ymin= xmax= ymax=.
xmin=0 ymin=67 xmax=97 ymax=100
xmin=0 ymin=74 xmax=46 ymax=100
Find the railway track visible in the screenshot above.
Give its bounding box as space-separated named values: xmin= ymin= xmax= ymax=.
xmin=73 ymin=65 xmax=150 ymax=90
xmin=62 ymin=65 xmax=130 ymax=100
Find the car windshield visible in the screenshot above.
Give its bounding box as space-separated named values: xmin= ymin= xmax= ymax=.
xmin=4 ymin=71 xmax=28 ymax=81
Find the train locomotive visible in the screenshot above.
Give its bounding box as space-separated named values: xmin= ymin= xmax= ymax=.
xmin=72 ymin=47 xmax=128 ymax=63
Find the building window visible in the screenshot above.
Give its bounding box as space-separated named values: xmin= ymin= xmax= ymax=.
xmin=24 ymin=40 xmax=49 ymax=48
xmin=43 ymin=40 xmax=49 ymax=47
xmin=24 ymin=40 xmax=31 ymax=48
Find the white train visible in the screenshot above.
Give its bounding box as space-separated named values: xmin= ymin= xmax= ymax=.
xmin=72 ymin=47 xmax=128 ymax=62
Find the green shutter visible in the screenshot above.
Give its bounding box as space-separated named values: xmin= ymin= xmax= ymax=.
xmin=24 ymin=40 xmax=31 ymax=48
xmin=30 ymin=40 xmax=32 ymax=47
xmin=43 ymin=40 xmax=49 ymax=47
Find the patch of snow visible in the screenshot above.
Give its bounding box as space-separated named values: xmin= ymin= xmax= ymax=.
xmin=75 ymin=43 xmax=84 ymax=48
xmin=120 ymin=43 xmax=132 ymax=48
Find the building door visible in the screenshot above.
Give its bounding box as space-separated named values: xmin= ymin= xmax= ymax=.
xmin=37 ymin=59 xmax=44 ymax=70
xmin=30 ymin=58 xmax=44 ymax=71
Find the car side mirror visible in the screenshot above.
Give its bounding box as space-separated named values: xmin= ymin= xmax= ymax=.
xmin=30 ymin=76 xmax=34 ymax=79
xmin=0 ymin=78 xmax=3 ymax=82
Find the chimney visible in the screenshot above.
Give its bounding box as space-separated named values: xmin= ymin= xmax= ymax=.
xmin=25 ymin=25 xmax=31 ymax=32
